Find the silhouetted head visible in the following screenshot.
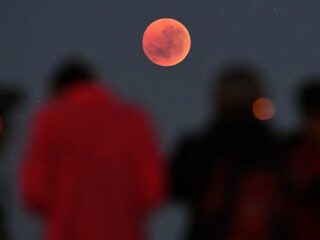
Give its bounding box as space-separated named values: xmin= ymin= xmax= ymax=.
xmin=298 ymin=79 xmax=320 ymax=138
xmin=298 ymin=79 xmax=320 ymax=118
xmin=50 ymin=57 xmax=97 ymax=96
xmin=212 ymin=64 xmax=264 ymax=118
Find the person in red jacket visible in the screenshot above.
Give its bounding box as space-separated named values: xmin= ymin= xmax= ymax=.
xmin=19 ymin=58 xmax=166 ymax=240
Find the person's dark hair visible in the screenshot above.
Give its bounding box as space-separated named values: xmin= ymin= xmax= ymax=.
xmin=50 ymin=57 xmax=97 ymax=95
xmin=298 ymin=79 xmax=320 ymax=118
xmin=212 ymin=64 xmax=264 ymax=115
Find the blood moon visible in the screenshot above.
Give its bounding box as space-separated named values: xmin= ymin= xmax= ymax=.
xmin=142 ymin=18 xmax=191 ymax=67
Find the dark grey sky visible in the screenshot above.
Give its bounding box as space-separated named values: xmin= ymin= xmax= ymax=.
xmin=2 ymin=0 xmax=320 ymax=145
xmin=2 ymin=1 xmax=320 ymax=239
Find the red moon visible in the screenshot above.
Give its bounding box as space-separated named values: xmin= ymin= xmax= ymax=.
xmin=142 ymin=18 xmax=191 ymax=67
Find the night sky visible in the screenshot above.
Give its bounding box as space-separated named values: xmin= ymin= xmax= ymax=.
xmin=1 ymin=0 xmax=320 ymax=239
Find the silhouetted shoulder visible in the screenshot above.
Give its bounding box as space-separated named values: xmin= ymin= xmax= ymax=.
xmin=31 ymin=100 xmax=60 ymax=125
xmin=173 ymin=126 xmax=217 ymax=157
xmin=279 ymin=132 xmax=303 ymax=157
xmin=170 ymin=131 xmax=214 ymax=202
xmin=173 ymin=132 xmax=205 ymax=155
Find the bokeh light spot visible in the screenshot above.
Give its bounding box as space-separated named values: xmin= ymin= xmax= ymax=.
xmin=253 ymin=98 xmax=276 ymax=121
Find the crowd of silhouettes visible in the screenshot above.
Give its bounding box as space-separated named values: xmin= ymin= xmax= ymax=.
xmin=170 ymin=66 xmax=320 ymax=240
xmin=0 ymin=58 xmax=320 ymax=240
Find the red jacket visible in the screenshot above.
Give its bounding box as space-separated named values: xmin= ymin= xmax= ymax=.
xmin=20 ymin=83 xmax=166 ymax=240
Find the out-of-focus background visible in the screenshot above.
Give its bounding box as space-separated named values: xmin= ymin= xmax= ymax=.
xmin=1 ymin=0 xmax=320 ymax=239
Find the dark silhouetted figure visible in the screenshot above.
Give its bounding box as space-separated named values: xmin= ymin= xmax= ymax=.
xmin=283 ymin=79 xmax=320 ymax=240
xmin=0 ymin=89 xmax=21 ymax=153
xmin=19 ymin=58 xmax=166 ymax=240
xmin=171 ymin=65 xmax=280 ymax=240
xmin=0 ymin=88 xmax=21 ymax=240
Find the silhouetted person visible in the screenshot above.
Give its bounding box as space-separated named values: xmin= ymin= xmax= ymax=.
xmin=0 ymin=88 xmax=21 ymax=240
xmin=283 ymin=79 xmax=320 ymax=240
xmin=19 ymin=58 xmax=166 ymax=240
xmin=171 ymin=65 xmax=280 ymax=240
xmin=0 ymin=89 xmax=21 ymax=153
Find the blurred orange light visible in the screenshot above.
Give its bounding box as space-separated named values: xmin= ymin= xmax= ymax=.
xmin=252 ymin=98 xmax=275 ymax=121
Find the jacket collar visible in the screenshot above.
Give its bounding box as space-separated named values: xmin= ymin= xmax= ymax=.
xmin=59 ymin=82 xmax=117 ymax=104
